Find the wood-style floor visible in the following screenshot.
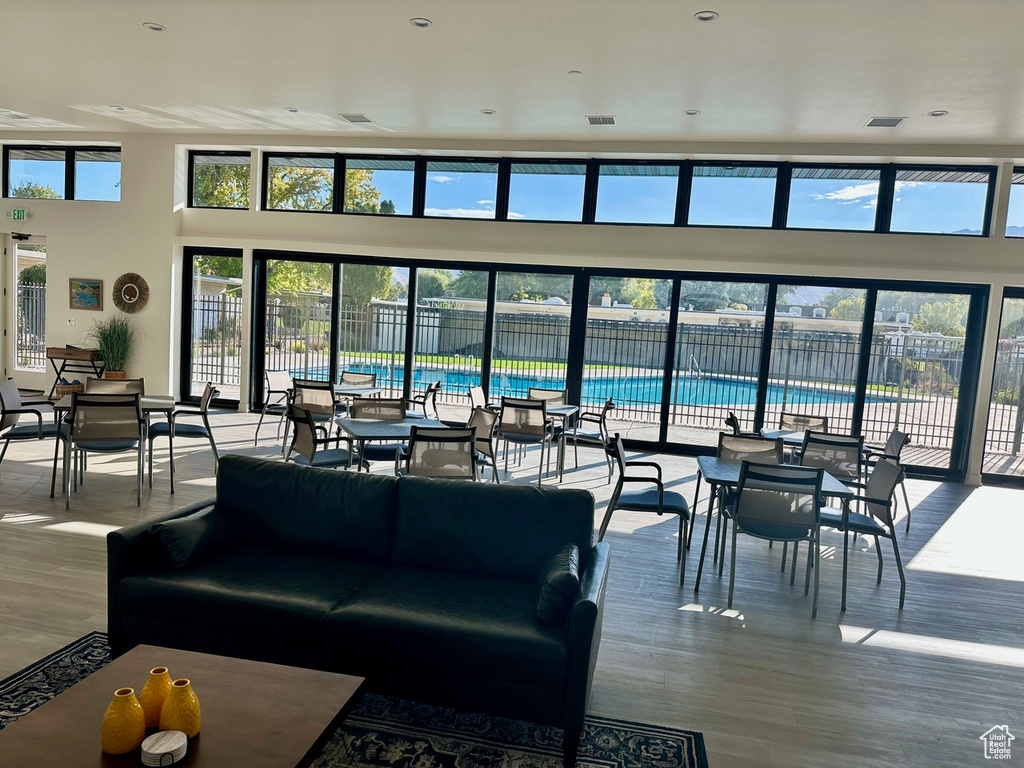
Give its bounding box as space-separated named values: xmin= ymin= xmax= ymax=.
xmin=1 ymin=411 xmax=1022 ymax=768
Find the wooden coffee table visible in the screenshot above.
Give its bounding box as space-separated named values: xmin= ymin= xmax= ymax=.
xmin=0 ymin=644 xmax=365 ymax=767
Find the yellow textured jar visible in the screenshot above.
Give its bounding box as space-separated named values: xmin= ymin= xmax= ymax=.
xmin=101 ymin=687 xmax=146 ymax=755
xmin=159 ymin=678 xmax=201 ymax=738
xmin=138 ymin=666 xmax=172 ymax=730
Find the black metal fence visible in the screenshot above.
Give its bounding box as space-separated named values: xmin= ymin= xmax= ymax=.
xmin=191 ymin=293 xmax=242 ymax=394
xmin=986 ymin=339 xmax=1024 ymax=458
xmin=16 ymin=283 xmax=46 ymax=370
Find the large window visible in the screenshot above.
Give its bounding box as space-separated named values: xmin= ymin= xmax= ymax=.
xmin=1006 ymin=169 xmax=1024 ymax=238
xmin=7 ymin=148 xmax=66 ymax=199
xmin=336 ymin=262 xmax=407 ymax=396
xmin=265 ymin=154 xmax=334 ymax=212
xmin=190 ymin=152 xmax=250 ymax=209
xmin=688 ymin=165 xmax=777 ymax=228
xmin=595 ymin=163 xmax=679 ymax=224
xmin=786 ymin=167 xmax=880 ymax=231
xmin=186 ymin=250 xmax=244 ymax=400
xmin=265 ymin=257 xmax=335 ymax=379
xmin=508 ymin=162 xmax=587 ymax=222
xmin=889 ymin=168 xmax=992 ymax=236
xmin=983 ymin=293 xmax=1024 ymax=478
xmin=74 ymin=150 xmax=121 ymax=202
xmin=344 ymin=158 xmax=414 ymax=216
xmin=4 ymin=146 xmax=121 ymax=201
xmin=424 ymin=161 xmax=499 ymax=219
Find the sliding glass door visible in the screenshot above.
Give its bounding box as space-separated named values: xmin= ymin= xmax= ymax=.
xmin=984 ymin=292 xmax=1024 ymax=479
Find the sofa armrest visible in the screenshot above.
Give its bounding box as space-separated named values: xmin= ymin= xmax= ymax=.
xmin=563 ymin=542 xmax=610 ymax=733
xmin=106 ymin=497 xmax=216 ymax=655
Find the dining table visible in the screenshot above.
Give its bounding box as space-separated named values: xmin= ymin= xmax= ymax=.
xmin=692 ymin=455 xmax=856 ymax=603
xmin=335 ymin=416 xmax=449 ymax=473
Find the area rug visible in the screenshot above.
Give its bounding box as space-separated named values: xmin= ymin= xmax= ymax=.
xmin=0 ymin=632 xmax=708 ymax=768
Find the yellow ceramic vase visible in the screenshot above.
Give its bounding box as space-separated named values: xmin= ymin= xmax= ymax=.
xmin=159 ymin=678 xmax=201 ymax=738
xmin=138 ymin=666 xmax=172 ymax=730
xmin=101 ymin=687 xmax=146 ymax=755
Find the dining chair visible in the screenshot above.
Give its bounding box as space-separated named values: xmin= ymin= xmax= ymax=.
xmin=798 ymin=431 xmax=864 ymax=489
xmin=340 ymin=370 xmax=378 ymax=387
xmin=527 ymin=387 xmax=567 ymax=405
xmin=0 ymin=378 xmax=59 ymax=480
xmin=348 ymin=397 xmax=408 ymax=470
xmin=147 ymin=383 xmax=220 ymax=494
xmin=497 ymin=396 xmax=555 ymax=486
xmin=819 ymin=457 xmax=907 ymax=610
xmin=469 ymin=385 xmax=488 ymax=411
xmin=467 ymin=405 xmax=500 ymax=483
xmin=407 ymin=380 xmax=442 ymax=420
xmin=285 ymin=404 xmax=359 ymax=470
xmin=85 ymin=376 xmax=146 ymax=394
xmin=566 ymin=397 xmax=615 ymax=483
xmin=254 ymin=369 xmax=292 ymax=446
xmin=728 ymin=461 xmax=825 ymax=618
xmin=599 ymin=433 xmax=691 ymax=586
xmin=397 ymin=425 xmax=478 ymax=479
xmin=50 ymin=392 xmax=145 ymax=509
xmin=290 ymin=378 xmax=340 ymax=448
xmin=864 ymin=428 xmax=913 ymax=531
xmin=779 ymin=411 xmax=829 ymax=434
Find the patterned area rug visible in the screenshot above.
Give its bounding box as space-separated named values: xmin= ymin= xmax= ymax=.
xmin=0 ymin=633 xmax=708 ymax=768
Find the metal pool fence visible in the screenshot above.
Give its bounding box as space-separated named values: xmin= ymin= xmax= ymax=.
xmin=15 ymin=283 xmax=46 ymax=371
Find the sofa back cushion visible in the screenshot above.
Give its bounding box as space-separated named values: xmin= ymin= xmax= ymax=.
xmin=216 ymin=456 xmax=397 ymax=562
xmin=393 ymin=477 xmax=594 ymax=581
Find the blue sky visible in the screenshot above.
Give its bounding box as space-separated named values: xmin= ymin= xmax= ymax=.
xmin=9 ymin=157 xmax=120 ymax=201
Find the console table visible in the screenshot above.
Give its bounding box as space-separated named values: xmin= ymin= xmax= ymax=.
xmin=45 ymin=346 xmax=104 ymax=399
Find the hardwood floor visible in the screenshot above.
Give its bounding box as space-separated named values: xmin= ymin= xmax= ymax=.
xmin=2 ymin=412 xmax=1022 ymax=767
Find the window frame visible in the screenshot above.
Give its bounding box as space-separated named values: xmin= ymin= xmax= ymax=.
xmin=3 ymin=144 xmax=121 ymax=201
xmin=886 ymin=163 xmax=997 ymax=238
xmin=261 ymin=151 xmax=340 ymax=214
xmin=187 ymin=150 xmax=252 ymax=210
xmin=505 ymin=158 xmax=590 ymax=224
xmin=422 ymin=157 xmax=502 ymax=221
xmin=340 ymin=154 xmax=417 ymax=218
xmin=592 ymin=159 xmax=685 ymax=227
xmin=783 ymin=162 xmax=885 ymax=233
xmin=686 ymin=160 xmax=782 ymax=229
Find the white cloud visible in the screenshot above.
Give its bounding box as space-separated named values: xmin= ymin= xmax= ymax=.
xmin=428 ymin=175 xmax=456 ymax=184
xmin=507 ymin=211 xmax=525 ymax=219
xmin=424 ymin=207 xmax=497 ymax=219
xmin=894 ymin=181 xmax=923 ymax=192
xmin=477 ymin=199 xmax=495 ymax=205
xmin=811 ymin=181 xmax=879 ymax=204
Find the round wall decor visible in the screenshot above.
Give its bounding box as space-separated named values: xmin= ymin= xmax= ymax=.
xmin=112 ymin=272 xmax=149 ymax=313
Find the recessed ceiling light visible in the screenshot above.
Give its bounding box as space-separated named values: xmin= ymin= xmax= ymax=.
xmin=109 ymin=105 xmax=126 ymax=111
xmin=409 ymin=17 xmax=432 ymax=28
xmin=928 ymin=110 xmax=949 ymax=117
xmin=284 ymin=107 xmax=299 ymax=113
xmin=479 ymin=108 xmax=497 ymax=115
xmin=684 ymin=109 xmax=702 ymax=116
xmin=568 ymin=70 xmax=583 ymax=76
xmin=142 ymin=21 xmax=165 ymax=32
xmin=693 ymin=10 xmax=719 ymax=22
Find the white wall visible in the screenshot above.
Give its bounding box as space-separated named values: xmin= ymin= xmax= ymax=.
xmin=3 ymin=132 xmax=1023 ymax=481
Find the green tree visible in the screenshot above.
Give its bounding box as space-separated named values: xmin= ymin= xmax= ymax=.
xmin=379 ymin=199 xmax=396 ymax=215
xmin=829 ymin=297 xmax=865 ymax=320
xmin=620 ymin=278 xmax=657 ymax=309
xmin=680 ymin=281 xmax=728 ymax=311
xmin=341 ymin=264 xmax=396 ymax=306
xmin=448 ymin=270 xmax=488 ymax=299
xmin=12 ymin=182 xmax=59 ymax=199
xmin=416 ymin=268 xmax=454 ymax=299
xmin=912 ymin=296 xmax=969 ymax=336
xmin=192 ymin=163 xmax=249 ymax=207
xmin=18 ymin=262 xmax=46 ymax=285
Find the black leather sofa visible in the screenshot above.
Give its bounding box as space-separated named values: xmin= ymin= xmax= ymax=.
xmin=107 ymin=455 xmax=609 ymax=766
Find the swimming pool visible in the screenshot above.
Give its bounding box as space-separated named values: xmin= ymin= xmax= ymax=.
xmin=310 ymin=364 xmax=903 ymax=407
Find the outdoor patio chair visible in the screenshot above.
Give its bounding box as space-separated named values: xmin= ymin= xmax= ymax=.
xmin=497 ymin=396 xmax=556 ymax=486
xmin=340 ymin=370 xmax=377 ymax=387
xmin=566 ymin=397 xmax=615 ymax=483
xmin=599 ymin=433 xmax=691 ymax=586
xmin=469 ymin=385 xmax=488 ymax=411
xmin=407 ymin=380 xmax=441 ymax=420
xmin=254 ymin=369 xmax=292 ymax=446
xmin=819 ymin=457 xmax=907 ymax=610
xmin=798 ymin=431 xmax=865 ymax=488
xmin=864 ymin=428 xmax=913 ymax=531
xmin=147 ymin=382 xmax=220 ymax=494
xmin=728 ymin=461 xmax=825 ymax=618
xmin=349 ymin=397 xmax=407 ymax=469
xmin=0 ymin=378 xmax=59 ymax=480
xmin=290 ymin=377 xmax=341 ymax=446
xmin=397 ymin=425 xmax=478 ymax=479
xmin=285 ymin=404 xmax=359 ymax=470
xmin=50 ymin=392 xmax=145 ymax=509
xmin=84 ymin=377 xmax=146 ymax=394
xmin=779 ymin=411 xmax=829 ymax=434
xmin=466 ymin=405 xmax=500 ymax=482
xmin=527 ymin=387 xmax=567 ymax=405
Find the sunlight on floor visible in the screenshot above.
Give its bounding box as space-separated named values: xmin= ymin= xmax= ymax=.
xmin=0 ymin=512 xmax=54 ymax=525
xmin=840 ymin=624 xmax=1024 ymax=668
xmin=43 ymin=521 xmax=121 ymax=537
xmin=679 ymin=603 xmax=745 ymax=620
xmin=908 ymin=486 xmax=1024 ymax=582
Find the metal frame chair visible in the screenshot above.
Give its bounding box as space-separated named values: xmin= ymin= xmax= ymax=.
xmin=0 ymin=378 xmax=59 ymax=480
xmin=285 ymin=404 xmax=359 ymax=470
xmin=407 ymin=380 xmax=441 ymax=420
xmin=599 ymin=433 xmax=691 ymax=586
xmin=779 ymin=411 xmax=829 ymax=433
xmin=527 ymin=387 xmax=567 ymax=405
xmin=469 ymin=385 xmax=488 ymax=411
xmin=467 ymin=405 xmax=500 ymax=482
xmin=289 ymin=378 xmax=341 ymax=450
xmin=798 ymin=431 xmax=865 ymax=488
xmin=254 ymin=369 xmax=292 ymax=445
xmin=729 ymin=461 xmax=825 ymax=618
xmin=148 ymin=382 xmax=220 ymax=494
xmin=397 ymin=425 xmax=478 ymax=479
xmin=84 ymin=376 xmax=145 ymax=394
xmin=349 ymin=397 xmax=407 ymax=470
xmin=864 ymin=428 xmax=913 ymax=531
xmin=340 ymin=370 xmax=377 ymax=387
xmin=497 ymin=396 xmax=555 ymax=486
xmin=566 ymin=397 xmax=615 ymax=483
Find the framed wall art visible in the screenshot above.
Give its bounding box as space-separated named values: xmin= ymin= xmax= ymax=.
xmin=69 ymin=278 xmax=103 ymax=310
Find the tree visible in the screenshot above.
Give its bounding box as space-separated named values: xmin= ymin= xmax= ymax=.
xmin=18 ymin=262 xmax=46 ymax=285
xmin=416 ymin=268 xmax=454 ymax=299
xmin=448 ymin=271 xmax=488 ymax=299
xmin=680 ymin=281 xmax=728 ymax=311
xmin=340 ymin=264 xmax=396 ymax=306
xmin=912 ymin=296 xmax=969 ymax=336
xmin=12 ymin=182 xmax=59 ymax=199
xmin=619 ymin=278 xmax=657 ymax=309
xmin=829 ymin=297 xmax=865 ymax=320
xmin=192 ymin=163 xmax=249 ymax=208
xmin=379 ymin=199 xmax=396 ymax=215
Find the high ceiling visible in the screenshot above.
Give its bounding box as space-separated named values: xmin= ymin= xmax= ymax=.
xmin=6 ymin=0 xmax=1024 ymax=153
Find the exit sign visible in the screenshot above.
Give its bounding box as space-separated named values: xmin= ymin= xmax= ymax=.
xmin=11 ymin=209 xmax=25 ymax=221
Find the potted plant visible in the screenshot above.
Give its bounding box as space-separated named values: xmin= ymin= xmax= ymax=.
xmin=88 ymin=315 xmax=137 ymax=379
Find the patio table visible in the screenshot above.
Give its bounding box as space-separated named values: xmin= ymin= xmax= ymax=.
xmin=335 ymin=416 xmax=448 ymax=473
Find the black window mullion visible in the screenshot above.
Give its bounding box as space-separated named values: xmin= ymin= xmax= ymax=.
xmin=329 ymin=266 xmax=342 ymax=384
xmin=982 ymin=168 xmax=997 ymax=238
xmin=773 ymin=164 xmax=792 ymax=229
xmin=850 ymin=289 xmax=879 ymax=435
xmin=947 ymin=287 xmax=989 ymax=481
xmin=2 ymin=146 xmax=9 ymax=198
xmin=658 ymin=279 xmax=683 ymax=445
xmin=65 ymin=150 xmax=75 ymax=201
xmin=259 ymin=153 xmax=271 ymax=211
xmin=494 ymin=159 xmax=511 ymax=221
xmin=403 ymin=269 xmax=418 ymax=400
xmin=565 ymin=272 xmax=589 ymax=407
xmin=753 ymin=283 xmax=780 ymax=432
xmin=179 ymin=249 xmax=198 ymax=400
xmin=581 ymin=160 xmax=599 ymax=224
xmin=480 ymin=271 xmax=498 ymax=397
xmin=676 ymin=161 xmax=693 ymax=226
xmin=412 ymin=158 xmax=427 ymax=217
xmin=332 ymin=156 xmax=344 ymax=214
xmin=251 ymin=255 xmax=270 ymax=410
xmin=875 ymin=164 xmax=896 ymax=233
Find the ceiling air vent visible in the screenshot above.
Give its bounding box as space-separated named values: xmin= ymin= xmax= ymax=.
xmin=587 ymin=115 xmax=616 ymax=125
xmin=865 ymin=116 xmax=906 ymax=128
xmin=341 ymin=113 xmax=373 ymax=124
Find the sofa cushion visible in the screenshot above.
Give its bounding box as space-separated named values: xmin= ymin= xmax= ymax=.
xmin=150 ymin=505 xmax=233 ymax=569
xmin=119 ymin=544 xmax=385 ymax=638
xmin=325 ymin=566 xmax=568 ymax=689
xmin=215 ymin=456 xmax=397 ymax=562
xmin=536 ymin=544 xmax=580 ymax=624
xmin=393 ymin=477 xmax=594 ymax=581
